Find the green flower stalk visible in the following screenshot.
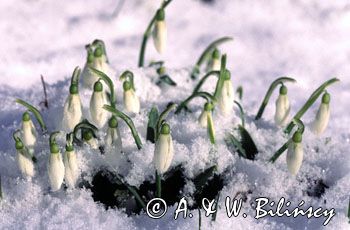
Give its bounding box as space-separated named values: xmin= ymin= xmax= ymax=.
xmin=138 ymin=0 xmax=173 ymax=67
xmin=62 ymin=67 xmax=83 ymax=131
xmin=152 ymin=8 xmax=167 ymax=54
xmin=274 ymin=85 xmax=290 ymax=127
xmin=311 ymin=92 xmax=330 ymax=136
xmin=90 ymin=81 xmax=109 ymax=128
xmin=48 ymin=131 xmax=65 ymax=192
xmin=13 ymin=130 xmax=35 ymax=178
xmin=63 ymin=133 xmax=79 ymax=188
xmin=206 ymin=103 xmax=216 ymax=144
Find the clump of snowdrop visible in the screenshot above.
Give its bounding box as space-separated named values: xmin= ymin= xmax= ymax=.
xmin=90 ymin=80 xmax=109 ymax=128
xmin=286 ymin=131 xmax=304 ymax=176
xmin=217 ymin=69 xmax=234 ymax=116
xmin=48 ymin=132 xmax=65 ymax=192
xmin=152 ymin=8 xmax=167 ymax=54
xmin=311 ymin=92 xmax=330 ymax=136
xmin=274 ymin=85 xmax=290 ymax=126
xmin=21 ymin=111 xmax=37 ymax=152
xmin=63 ymin=133 xmax=79 ymax=188
xmin=13 ymin=130 xmax=35 ymax=178
xmin=62 ymin=67 xmax=83 ymax=131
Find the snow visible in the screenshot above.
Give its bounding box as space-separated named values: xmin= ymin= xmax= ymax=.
xmin=0 ymin=0 xmax=350 ymax=229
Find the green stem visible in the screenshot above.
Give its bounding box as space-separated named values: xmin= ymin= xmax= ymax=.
xmin=115 ymin=174 xmax=146 ymax=209
xmin=198 ymin=208 xmax=201 ymax=230
xmin=156 ymin=171 xmax=161 ymax=198
xmin=191 ymin=37 xmax=233 ymax=79
xmin=90 ymin=67 xmax=116 ymax=107
xmin=120 ymin=70 xmax=136 ymax=91
xmin=16 ymin=99 xmax=47 ymax=132
xmin=156 ymin=103 xmax=176 ymax=140
xmin=208 ymin=113 xmax=215 ymax=145
xmin=234 ymin=101 xmax=245 ymax=127
xmin=284 ymin=78 xmax=339 ymax=134
xmin=255 ymin=77 xmax=296 ymax=120
xmin=213 ymin=54 xmax=227 ymax=99
xmin=138 ymin=0 xmax=173 ymax=67
xmin=347 ymin=197 xmax=350 ymax=223
xmin=71 ymin=66 xmax=81 ymax=85
xmin=103 ymin=105 xmax=143 ymax=150
xmin=175 ymin=92 xmax=216 ymax=114
xmin=192 ymin=70 xmax=220 ymax=94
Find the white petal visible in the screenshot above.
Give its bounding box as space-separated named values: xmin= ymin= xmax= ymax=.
xmin=87 ymin=138 xmax=99 ymax=149
xmin=274 ymin=94 xmax=290 ymax=126
xmin=124 ymin=90 xmax=140 ymax=114
xmin=22 ymin=120 xmax=36 ymax=147
xmin=17 ymin=150 xmax=35 ymax=178
xmin=64 ymin=150 xmax=79 ymax=188
xmin=286 ymin=142 xmax=303 ymax=176
xmin=218 ymin=80 xmax=234 ymax=116
xmin=48 ymin=153 xmax=65 ymax=191
xmin=152 ymin=21 xmax=167 ymax=54
xmin=90 ymin=91 xmax=109 ymax=128
xmin=211 ymin=59 xmax=221 ymax=71
xmin=153 ymin=134 xmax=174 ymax=174
xmin=198 ymin=110 xmax=208 ymax=127
xmin=106 ymin=127 xmax=123 ymax=152
xmin=311 ymin=103 xmax=330 ymax=136
xmin=62 ymin=94 xmax=82 ymax=131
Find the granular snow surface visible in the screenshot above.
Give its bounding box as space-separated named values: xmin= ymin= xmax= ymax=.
xmin=0 ymin=0 xmax=349 ymax=229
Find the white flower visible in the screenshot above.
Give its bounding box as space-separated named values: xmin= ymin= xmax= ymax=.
xmin=63 ymin=148 xmax=79 ymax=188
xmin=21 ymin=112 xmax=36 ymax=148
xmin=48 ymin=144 xmax=65 ymax=192
xmin=106 ymin=117 xmax=123 ymax=152
xmin=152 ymin=9 xmax=166 ymax=54
xmin=286 ymin=132 xmax=303 ymax=176
xmin=83 ymin=130 xmax=99 ymax=150
xmin=90 ymin=81 xmax=109 ymax=128
xmin=218 ymin=73 xmax=234 ymax=116
xmin=274 ymin=85 xmax=290 ymax=126
xmin=62 ymin=85 xmax=82 ymax=131
xmin=153 ymin=123 xmax=174 ymax=174
xmin=311 ymin=93 xmax=330 ymax=136
xmin=123 ymin=81 xmax=140 ymax=114
xmin=15 ymin=140 xmax=35 ymax=178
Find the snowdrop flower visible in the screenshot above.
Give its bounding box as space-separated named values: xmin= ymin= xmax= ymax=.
xmin=311 ymin=92 xmax=330 ymax=136
xmin=218 ymin=70 xmax=234 ymax=116
xmin=92 ymin=47 xmax=111 ymax=78
xmin=198 ymin=102 xmax=213 ymax=128
xmin=208 ymin=48 xmax=221 ymax=71
xmin=153 ymin=123 xmax=174 ymax=174
xmin=152 ymin=8 xmax=167 ymax=54
xmin=63 ymin=135 xmax=78 ymax=188
xmin=14 ymin=135 xmax=35 ymax=178
xmin=106 ymin=116 xmax=122 ymax=152
xmin=274 ymin=85 xmax=290 ymax=126
xmin=123 ymin=81 xmax=140 ymax=114
xmin=48 ymin=133 xmax=65 ymax=192
xmin=81 ymin=50 xmax=97 ymax=89
xmin=286 ymin=131 xmax=303 ymax=176
xmin=83 ymin=130 xmax=99 ymax=150
xmin=61 ymin=84 xmax=82 ymax=131
xmin=90 ymin=81 xmax=109 ymax=128
xmin=21 ymin=112 xmax=36 ymax=150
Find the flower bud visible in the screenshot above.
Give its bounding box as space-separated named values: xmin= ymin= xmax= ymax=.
xmin=153 ymin=123 xmax=174 ymax=174
xmin=152 ymin=9 xmax=167 ymax=54
xmin=274 ymin=85 xmax=290 ymax=126
xmin=123 ymin=82 xmax=140 ymax=114
xmin=21 ymin=112 xmax=36 ymax=148
xmin=15 ymin=137 xmax=35 ymax=178
xmin=62 ymin=87 xmax=82 ymax=131
xmin=311 ymin=92 xmax=330 ymax=136
xmin=64 ymin=148 xmax=78 ymax=188
xmin=286 ymin=131 xmax=303 ymax=176
xmin=218 ymin=70 xmax=234 ymax=116
xmin=48 ymin=144 xmax=65 ymax=192
xmin=90 ymin=81 xmax=109 ymax=128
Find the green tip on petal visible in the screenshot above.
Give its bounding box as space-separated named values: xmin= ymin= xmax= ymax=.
xmin=322 ymin=92 xmax=330 ymax=104
xmin=292 ymin=131 xmax=302 ymax=143
xmin=123 ymin=81 xmax=132 ymax=91
xmin=15 ymin=140 xmax=24 ymax=150
xmin=50 ymin=143 xmax=60 ymax=153
xmin=156 ymin=9 xmax=165 ymax=21
xmin=94 ymin=47 xmax=103 ymax=57
xmin=70 ymin=84 xmax=79 ymax=94
xmin=83 ymin=130 xmax=93 ymax=141
xmin=280 ymin=85 xmax=288 ymax=95
xmin=223 ymin=69 xmax=231 ymax=80
xmin=204 ymin=102 xmax=214 ymax=111
xmin=22 ymin=112 xmax=30 ymax=122
xmin=108 ymin=116 xmax=118 ymax=128
xmin=212 ymin=48 xmax=220 ymax=59
xmin=94 ymin=81 xmax=103 ymax=92
xmin=160 ymin=123 xmax=170 ymax=135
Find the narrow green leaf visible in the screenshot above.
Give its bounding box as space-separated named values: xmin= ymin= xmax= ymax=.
xmin=16 ymin=99 xmax=47 ymax=132
xmin=269 ymin=140 xmax=291 ymax=163
xmin=193 ymin=165 xmax=217 ymax=193
xmin=225 ymin=133 xmax=247 ymax=159
xmin=238 ymin=125 xmax=258 ymax=160
xmin=90 ymin=67 xmax=116 ymax=106
xmin=192 ymin=70 xmax=220 ymax=94
xmin=234 ymin=101 xmax=245 ymax=127
xmin=158 ymin=75 xmax=177 ymax=86
xmin=255 ymin=77 xmax=296 ymax=120
xmin=213 ymin=54 xmax=227 ymax=99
